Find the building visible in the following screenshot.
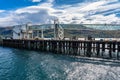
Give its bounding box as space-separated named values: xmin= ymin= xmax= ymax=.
xmin=13 ymin=23 xmax=33 ymax=39
xmin=12 ymin=23 xmax=46 ymax=40
xmin=13 ymin=20 xmax=64 ymax=40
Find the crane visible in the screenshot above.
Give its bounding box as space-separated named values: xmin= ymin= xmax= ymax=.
xmin=54 ymin=19 xmax=64 ymax=40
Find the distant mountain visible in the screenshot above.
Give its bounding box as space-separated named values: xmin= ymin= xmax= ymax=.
xmin=84 ymin=24 xmax=120 ymax=30
xmin=0 ymin=24 xmax=120 ymax=38
xmin=0 ymin=27 xmax=13 ymax=37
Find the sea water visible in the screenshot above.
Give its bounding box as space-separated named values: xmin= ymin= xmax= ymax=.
xmin=0 ymin=47 xmax=120 ymax=80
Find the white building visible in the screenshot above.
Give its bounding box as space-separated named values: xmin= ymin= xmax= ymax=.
xmin=12 ymin=20 xmax=64 ymax=40
xmin=13 ymin=23 xmax=33 ymax=39
xmin=12 ymin=23 xmax=51 ymax=40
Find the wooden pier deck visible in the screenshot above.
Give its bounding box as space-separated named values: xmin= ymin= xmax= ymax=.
xmin=2 ymin=39 xmax=120 ymax=59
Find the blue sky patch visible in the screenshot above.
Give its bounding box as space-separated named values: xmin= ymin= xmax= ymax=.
xmin=0 ymin=0 xmax=39 ymax=10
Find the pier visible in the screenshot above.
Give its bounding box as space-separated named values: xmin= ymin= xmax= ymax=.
xmin=1 ymin=21 xmax=120 ymax=60
xmin=2 ymin=39 xmax=120 ymax=60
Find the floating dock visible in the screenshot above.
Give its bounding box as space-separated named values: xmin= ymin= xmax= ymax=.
xmin=2 ymin=39 xmax=120 ymax=60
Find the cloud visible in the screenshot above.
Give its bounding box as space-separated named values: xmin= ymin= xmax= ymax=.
xmin=32 ymin=0 xmax=42 ymax=2
xmin=0 ymin=10 xmax=5 ymax=13
xmin=0 ymin=0 xmax=120 ymax=27
xmin=47 ymin=0 xmax=54 ymax=3
xmin=0 ymin=12 xmax=18 ymax=26
xmin=55 ymin=0 xmax=120 ymax=24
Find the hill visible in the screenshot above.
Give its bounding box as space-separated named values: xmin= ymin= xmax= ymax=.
xmin=0 ymin=24 xmax=120 ymax=38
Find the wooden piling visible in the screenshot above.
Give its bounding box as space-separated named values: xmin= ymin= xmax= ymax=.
xmin=96 ymin=42 xmax=100 ymax=57
xmin=2 ymin=39 xmax=120 ymax=60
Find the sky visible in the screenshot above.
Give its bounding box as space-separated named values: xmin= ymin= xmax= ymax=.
xmin=0 ymin=0 xmax=120 ymax=26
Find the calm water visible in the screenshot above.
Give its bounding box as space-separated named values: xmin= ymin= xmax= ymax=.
xmin=0 ymin=47 xmax=120 ymax=80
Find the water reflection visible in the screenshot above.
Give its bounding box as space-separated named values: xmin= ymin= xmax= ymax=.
xmin=0 ymin=47 xmax=119 ymax=80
